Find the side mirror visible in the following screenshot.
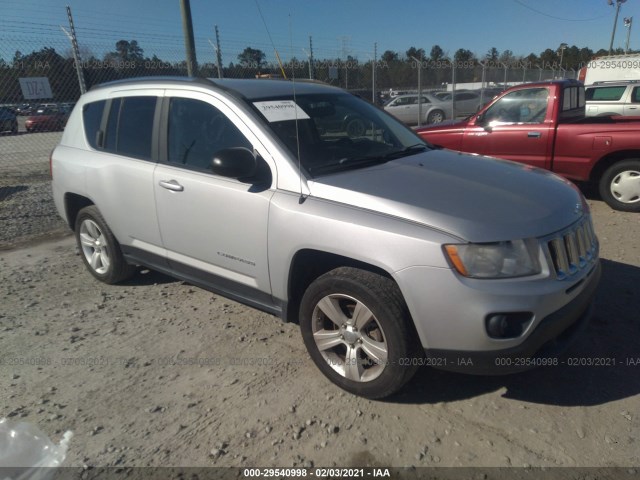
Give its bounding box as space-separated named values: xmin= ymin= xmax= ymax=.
xmin=211 ymin=147 xmax=257 ymax=179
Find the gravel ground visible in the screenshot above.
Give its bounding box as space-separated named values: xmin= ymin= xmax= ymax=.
xmin=0 ymin=180 xmax=68 ymax=248
xmin=0 ymin=181 xmax=639 ymax=470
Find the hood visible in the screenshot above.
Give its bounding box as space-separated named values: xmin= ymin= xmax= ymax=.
xmin=307 ymin=149 xmax=586 ymax=243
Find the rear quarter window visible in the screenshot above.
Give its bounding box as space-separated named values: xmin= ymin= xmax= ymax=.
xmin=82 ymin=100 xmax=106 ymax=149
xmin=586 ymin=86 xmax=627 ymax=101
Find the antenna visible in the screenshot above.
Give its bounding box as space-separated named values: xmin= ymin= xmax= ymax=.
xmin=288 ymin=14 xmax=306 ymax=203
xmin=254 ymin=0 xmax=287 ymax=79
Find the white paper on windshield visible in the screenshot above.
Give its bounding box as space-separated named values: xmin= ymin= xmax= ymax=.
xmin=253 ymin=100 xmax=310 ymax=122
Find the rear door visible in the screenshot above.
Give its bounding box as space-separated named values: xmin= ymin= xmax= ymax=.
xmin=83 ymin=93 xmax=165 ymax=257
xmin=153 ymin=91 xmax=276 ymax=305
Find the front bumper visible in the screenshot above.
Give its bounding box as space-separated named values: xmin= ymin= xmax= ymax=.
xmin=424 ymin=260 xmax=601 ymax=375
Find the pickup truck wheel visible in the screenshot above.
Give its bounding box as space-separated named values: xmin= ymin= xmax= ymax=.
xmin=299 ymin=267 xmax=421 ymax=399
xmin=75 ymin=206 xmax=135 ymax=284
xmin=599 ymin=160 xmax=640 ymax=212
xmin=427 ymin=110 xmax=445 ymax=124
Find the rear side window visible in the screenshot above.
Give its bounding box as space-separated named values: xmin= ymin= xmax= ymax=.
xmin=562 ymin=85 xmax=585 ymax=111
xmin=586 ymin=86 xmax=626 ymax=101
xmin=82 ymin=100 xmax=106 ymax=149
xmin=632 ymin=87 xmax=640 ymax=103
xmin=104 ymin=96 xmax=157 ymax=160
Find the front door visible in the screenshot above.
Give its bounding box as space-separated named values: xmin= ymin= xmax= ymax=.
xmin=462 ymin=87 xmax=553 ymax=170
xmin=153 ymin=92 xmax=275 ymax=305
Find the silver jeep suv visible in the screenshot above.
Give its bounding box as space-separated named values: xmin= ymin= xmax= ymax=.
xmin=51 ymin=77 xmax=601 ymax=398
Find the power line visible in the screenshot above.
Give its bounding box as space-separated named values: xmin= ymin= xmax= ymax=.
xmin=512 ymin=0 xmax=613 ymax=22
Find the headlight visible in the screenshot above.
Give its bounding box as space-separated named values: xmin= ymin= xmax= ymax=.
xmin=444 ymin=239 xmax=541 ymax=279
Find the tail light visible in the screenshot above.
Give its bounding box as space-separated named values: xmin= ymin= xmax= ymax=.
xmin=49 ymin=149 xmax=54 ymax=178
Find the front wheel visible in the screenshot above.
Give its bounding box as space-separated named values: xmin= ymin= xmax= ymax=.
xmin=299 ymin=267 xmax=421 ymax=399
xmin=427 ymin=110 xmax=445 ymax=124
xmin=75 ymin=206 xmax=136 ymax=284
xmin=599 ymin=159 xmax=640 ymax=212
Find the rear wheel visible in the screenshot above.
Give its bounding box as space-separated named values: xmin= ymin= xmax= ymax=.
xmin=599 ymin=159 xmax=640 ymax=212
xmin=75 ymin=206 xmax=136 ymax=284
xmin=299 ymin=267 xmax=421 ymax=399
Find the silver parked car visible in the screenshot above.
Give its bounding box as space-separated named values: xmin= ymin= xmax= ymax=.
xmin=384 ymin=91 xmax=483 ymax=125
xmin=585 ymin=81 xmax=640 ymax=117
xmin=51 ymin=77 xmax=600 ymax=398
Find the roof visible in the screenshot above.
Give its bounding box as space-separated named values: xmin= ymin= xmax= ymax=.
xmin=90 ymin=76 xmax=343 ymax=100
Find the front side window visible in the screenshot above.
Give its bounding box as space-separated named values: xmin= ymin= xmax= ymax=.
xmin=167 ymin=97 xmax=252 ymax=171
xmin=394 ymin=96 xmax=415 ymax=106
xmin=482 ymin=87 xmax=549 ymax=124
xmin=632 ymin=87 xmax=640 ymax=103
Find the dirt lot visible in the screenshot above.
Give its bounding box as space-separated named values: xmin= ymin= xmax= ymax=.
xmin=0 ymin=198 xmax=639 ymax=470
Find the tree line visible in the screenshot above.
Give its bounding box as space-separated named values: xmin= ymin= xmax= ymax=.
xmin=1 ymin=39 xmax=636 ymax=103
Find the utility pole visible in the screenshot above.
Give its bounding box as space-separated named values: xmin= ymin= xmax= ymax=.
xmin=410 ymin=55 xmax=423 ymax=126
xmin=609 ymin=0 xmax=627 ymax=55
xmin=558 ymin=43 xmax=568 ymax=71
xmin=624 ymin=17 xmax=633 ymax=53
xmin=215 ymin=25 xmax=223 ymax=78
xmin=479 ymin=60 xmax=487 ymax=106
xmin=309 ymin=36 xmax=314 ymax=80
xmin=65 ymin=6 xmax=86 ymax=95
xmin=340 ymin=36 xmax=350 ymax=89
xmin=180 ymin=0 xmax=198 ymax=76
xmin=372 ymin=42 xmax=377 ymax=104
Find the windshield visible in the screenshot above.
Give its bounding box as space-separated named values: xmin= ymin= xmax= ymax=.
xmin=251 ymin=93 xmax=429 ymax=176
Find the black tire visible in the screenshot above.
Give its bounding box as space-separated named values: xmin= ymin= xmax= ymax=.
xmin=427 ymin=110 xmax=445 ymax=124
xmin=299 ymin=267 xmax=421 ymax=399
xmin=74 ymin=206 xmax=136 ymax=284
xmin=599 ymin=159 xmax=640 ymax=212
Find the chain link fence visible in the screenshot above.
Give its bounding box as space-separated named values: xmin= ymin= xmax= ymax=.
xmin=0 ymin=19 xmax=577 ymax=187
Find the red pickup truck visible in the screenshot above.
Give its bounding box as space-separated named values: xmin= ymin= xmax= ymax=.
xmin=416 ymin=79 xmax=640 ymax=212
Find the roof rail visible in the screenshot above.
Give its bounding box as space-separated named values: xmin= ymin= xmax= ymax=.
xmin=591 ymin=80 xmax=640 ymax=85
xmin=90 ymin=76 xmax=215 ymax=91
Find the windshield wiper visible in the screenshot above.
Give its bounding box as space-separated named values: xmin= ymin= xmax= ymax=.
xmin=309 ymin=156 xmax=390 ymax=175
xmin=381 ymin=143 xmax=428 ymax=160
xmin=309 ymin=144 xmax=429 ymax=175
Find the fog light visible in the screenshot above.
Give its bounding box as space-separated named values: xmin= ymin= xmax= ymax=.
xmin=485 ymin=313 xmax=533 ymax=339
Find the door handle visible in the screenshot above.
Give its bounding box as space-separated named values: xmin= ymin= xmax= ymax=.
xmin=528 ymin=131 xmax=542 ymax=138
xmin=628 ymin=107 xmax=637 ymax=110
xmin=159 ymin=180 xmax=184 ymax=192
